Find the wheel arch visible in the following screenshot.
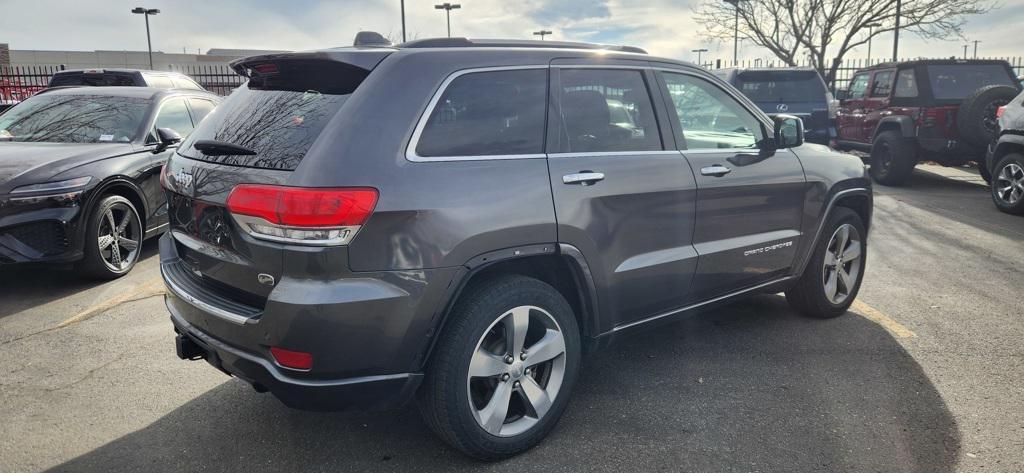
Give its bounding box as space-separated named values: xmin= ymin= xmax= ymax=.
xmin=873 ymin=116 xmax=916 ymax=140
xmin=419 ymin=244 xmax=601 ymax=370
xmin=88 ymin=177 xmax=149 ymax=229
xmin=794 ymin=186 xmax=872 ymax=278
xmin=991 ymin=135 xmax=1024 ymax=165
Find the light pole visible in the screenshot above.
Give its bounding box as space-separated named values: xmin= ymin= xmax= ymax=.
xmin=434 ymin=3 xmax=461 ymax=38
xmin=892 ymin=0 xmax=901 ymax=61
xmin=973 ymin=40 xmax=981 ymax=58
xmin=963 ymin=44 xmax=969 ymax=59
xmin=723 ymin=0 xmax=747 ymax=66
xmin=691 ymin=48 xmax=708 ymax=66
xmin=401 ymin=0 xmax=406 ymax=42
xmin=864 ymin=22 xmax=881 ymax=63
xmin=131 ymin=7 xmax=160 ymax=70
xmin=533 ymin=30 xmax=553 ymax=40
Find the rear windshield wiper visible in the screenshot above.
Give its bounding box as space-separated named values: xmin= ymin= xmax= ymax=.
xmin=192 ymin=139 xmax=257 ymax=156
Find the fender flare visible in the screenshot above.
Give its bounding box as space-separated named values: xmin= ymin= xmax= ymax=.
xmin=873 ymin=115 xmax=916 ymax=140
xmin=417 ymin=242 xmax=603 ymax=369
xmin=793 ymin=186 xmax=873 ymax=278
xmin=75 ymin=177 xmax=150 ymax=242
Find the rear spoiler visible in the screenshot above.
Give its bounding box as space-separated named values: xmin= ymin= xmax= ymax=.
xmin=230 ymin=50 xmax=393 ymax=78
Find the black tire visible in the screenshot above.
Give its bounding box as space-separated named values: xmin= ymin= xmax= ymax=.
xmin=77 ymin=195 xmax=144 ymax=279
xmin=418 ymin=275 xmax=581 ymax=460
xmin=869 ymin=131 xmax=917 ymax=186
xmin=978 ymin=159 xmax=992 ymax=184
xmin=957 ymin=85 xmax=1018 ymax=148
xmin=786 ymin=207 xmax=867 ymax=319
xmin=990 ymin=153 xmax=1024 ymax=215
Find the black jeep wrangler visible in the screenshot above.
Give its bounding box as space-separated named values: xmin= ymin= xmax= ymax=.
xmin=835 ymin=59 xmax=1021 ymax=186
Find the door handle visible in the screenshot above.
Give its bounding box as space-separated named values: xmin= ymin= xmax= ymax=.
xmin=700 ymin=165 xmax=732 ymax=177
xmin=563 ymin=171 xmax=605 ymax=186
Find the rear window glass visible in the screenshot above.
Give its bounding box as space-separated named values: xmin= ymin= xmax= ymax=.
xmin=926 ymin=65 xmax=1017 ymax=100
xmin=872 ymin=71 xmax=895 ymax=97
xmin=736 ymin=70 xmax=826 ymax=102
xmin=416 ymin=69 xmax=547 ymax=157
xmin=49 ymin=72 xmax=138 ymax=87
xmin=177 ymin=60 xmax=367 ymax=170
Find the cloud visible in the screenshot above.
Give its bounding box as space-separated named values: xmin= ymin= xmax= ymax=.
xmin=0 ymin=0 xmax=1018 ymax=65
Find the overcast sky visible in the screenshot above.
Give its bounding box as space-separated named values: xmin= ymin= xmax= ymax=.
xmin=1 ymin=0 xmax=1020 ymax=64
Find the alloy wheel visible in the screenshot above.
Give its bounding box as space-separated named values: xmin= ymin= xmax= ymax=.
xmin=97 ymin=202 xmax=142 ymax=272
xmin=822 ymin=223 xmax=862 ymax=305
xmin=994 ymin=163 xmax=1024 ymax=205
xmin=467 ymin=305 xmax=567 ymax=437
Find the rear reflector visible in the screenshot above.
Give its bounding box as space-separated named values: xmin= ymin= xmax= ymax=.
xmin=270 ymin=347 xmax=313 ymax=370
xmin=226 ymin=185 xmax=377 ymax=246
xmin=996 ymin=106 xmax=1006 ymax=119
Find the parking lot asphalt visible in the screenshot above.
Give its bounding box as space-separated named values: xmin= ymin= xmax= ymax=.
xmin=1 ymin=164 xmax=1022 ymax=472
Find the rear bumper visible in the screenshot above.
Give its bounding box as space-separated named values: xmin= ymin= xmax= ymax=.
xmin=159 ymin=232 xmax=458 ymax=411
xmin=917 ymin=137 xmax=984 ymax=160
xmin=170 ymin=311 xmax=423 ymax=411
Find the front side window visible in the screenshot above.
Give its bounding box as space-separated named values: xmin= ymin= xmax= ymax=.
xmin=415 ymin=69 xmax=547 ymax=158
xmin=557 ymin=69 xmax=661 ymax=153
xmin=0 ymin=94 xmax=149 ymax=143
xmin=848 ymin=73 xmax=870 ymax=99
xmin=894 ymin=69 xmax=919 ymax=98
xmin=153 ymin=98 xmax=194 ymax=138
xmin=663 ymin=72 xmax=763 ymax=150
xmin=871 ymin=71 xmax=895 ymax=97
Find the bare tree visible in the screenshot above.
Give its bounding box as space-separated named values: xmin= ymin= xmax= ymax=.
xmin=694 ymin=0 xmax=994 ymax=86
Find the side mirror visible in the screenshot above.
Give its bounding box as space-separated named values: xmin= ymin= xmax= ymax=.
xmin=773 ymin=114 xmax=804 ymax=149
xmin=154 ymin=127 xmax=182 ymax=152
xmin=835 ymin=89 xmax=849 ymax=101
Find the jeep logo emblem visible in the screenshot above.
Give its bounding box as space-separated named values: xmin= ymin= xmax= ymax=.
xmin=174 ymin=168 xmax=194 ymax=191
xmin=776 ymin=104 xmax=789 ymax=112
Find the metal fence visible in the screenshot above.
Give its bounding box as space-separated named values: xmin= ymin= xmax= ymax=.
xmin=704 ymin=57 xmax=1024 ymax=91
xmin=2 ymin=56 xmax=1023 ymax=103
xmin=0 ymin=64 xmax=244 ymax=102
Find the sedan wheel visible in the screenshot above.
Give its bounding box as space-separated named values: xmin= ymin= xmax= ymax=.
xmin=97 ymin=202 xmax=142 ymax=272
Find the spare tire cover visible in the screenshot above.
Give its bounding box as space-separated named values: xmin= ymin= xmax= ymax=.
xmin=957 ymin=84 xmax=1019 ymax=147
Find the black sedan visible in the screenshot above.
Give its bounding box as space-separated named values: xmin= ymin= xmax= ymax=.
xmin=0 ymin=87 xmax=221 ymax=278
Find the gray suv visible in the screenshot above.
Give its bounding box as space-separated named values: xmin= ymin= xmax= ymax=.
xmin=161 ymin=36 xmax=872 ymax=459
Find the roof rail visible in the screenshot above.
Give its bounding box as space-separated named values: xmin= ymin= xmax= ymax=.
xmin=397 ymin=37 xmax=647 ymax=54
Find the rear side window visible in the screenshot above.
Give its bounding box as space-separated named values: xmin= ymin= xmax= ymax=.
xmin=173 ymin=77 xmax=203 ymax=90
xmin=871 ymin=71 xmax=895 ymax=97
xmin=415 ymin=69 xmax=547 ymax=158
xmin=177 ymin=59 xmax=367 ymax=170
xmin=894 ymin=69 xmax=919 ymax=98
xmin=557 ymin=69 xmax=662 ymax=153
xmin=154 ymin=98 xmax=194 ymax=137
xmin=147 ymin=75 xmax=175 ymax=89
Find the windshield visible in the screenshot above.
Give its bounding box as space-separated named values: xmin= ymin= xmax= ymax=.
xmin=926 ymin=65 xmax=1017 ymax=100
xmin=736 ymin=71 xmax=827 ymax=103
xmin=0 ymin=94 xmax=149 ymax=143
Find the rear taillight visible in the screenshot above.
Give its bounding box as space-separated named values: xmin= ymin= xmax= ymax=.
xmin=226 ymin=184 xmax=378 ymax=246
xmin=996 ymin=106 xmax=1007 ymax=119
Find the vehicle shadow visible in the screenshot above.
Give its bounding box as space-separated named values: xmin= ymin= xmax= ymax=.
xmin=49 ymin=295 xmax=959 ymax=472
xmin=0 ymin=239 xmax=159 ymax=319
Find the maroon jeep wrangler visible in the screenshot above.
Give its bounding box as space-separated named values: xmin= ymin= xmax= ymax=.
xmin=835 ymin=59 xmax=1021 ymax=186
